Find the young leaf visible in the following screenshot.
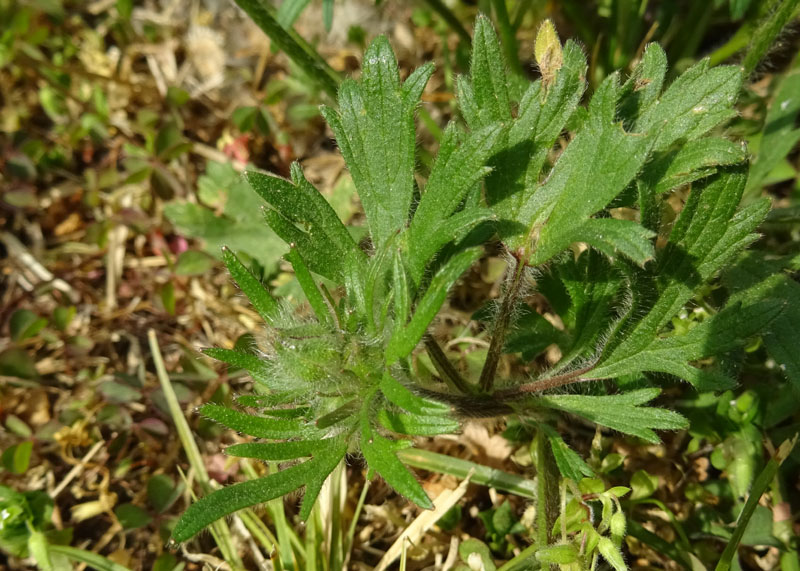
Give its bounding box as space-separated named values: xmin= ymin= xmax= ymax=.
xmin=379 ymin=373 xmax=452 ymax=416
xmin=467 ymin=15 xmax=511 ymax=128
xmin=172 ymin=437 xmax=347 ymax=541
xmin=320 ymin=37 xmax=433 ymax=249
xmin=523 ymin=74 xmax=653 ymax=264
xmin=406 ymin=122 xmax=501 ymax=282
xmin=246 ymin=164 xmax=364 ymax=281
xmin=538 ymin=389 xmax=688 ymax=443
xmin=378 ymin=409 xmax=460 ymax=436
xmin=286 ymin=246 xmax=334 ymax=327
xmin=199 ymin=404 xmax=316 ymax=439
xmin=541 ymin=425 xmax=594 ymax=482
xmin=633 ymin=59 xmax=742 ymax=151
xmin=203 ymin=347 xmax=271 ymax=385
xmin=360 ymin=396 xmax=433 ymax=509
xmin=221 ymin=247 xmax=279 ymax=324
xmin=385 ymin=249 xmax=480 ymax=364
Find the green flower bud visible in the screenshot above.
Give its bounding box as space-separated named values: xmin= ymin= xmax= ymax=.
xmin=535 ymin=19 xmax=563 ymax=86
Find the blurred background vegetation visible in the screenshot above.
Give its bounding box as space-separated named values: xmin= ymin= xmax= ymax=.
xmin=1 ymin=0 xmax=799 ymax=569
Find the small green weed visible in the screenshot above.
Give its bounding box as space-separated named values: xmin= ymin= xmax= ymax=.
xmin=172 ymin=13 xmax=796 ymax=569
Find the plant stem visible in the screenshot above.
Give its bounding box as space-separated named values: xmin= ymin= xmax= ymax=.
xmin=479 ymin=256 xmax=526 ymax=393
xmin=421 ymin=0 xmax=473 ymax=47
xmin=742 ymin=0 xmax=800 ymax=77
xmin=425 ymin=336 xmax=474 ymax=394
xmin=396 ymin=448 xmax=537 ymax=499
xmin=495 ymin=363 xmax=596 ymax=398
xmin=233 ymin=0 xmax=341 ymax=98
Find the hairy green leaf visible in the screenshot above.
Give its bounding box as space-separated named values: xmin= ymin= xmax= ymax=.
xmin=645 ymin=138 xmax=747 ymax=197
xmin=379 ymin=373 xmax=451 ymax=416
xmin=286 ymin=247 xmax=334 ymax=327
xmin=558 ymin=218 xmax=656 ymax=266
xmin=556 ymin=251 xmax=622 ymax=365
xmin=597 ymin=168 xmax=768 ymax=370
xmin=502 ymin=305 xmax=569 ymax=361
xmin=618 ymin=43 xmax=667 ymax=124
xmin=539 ymin=389 xmax=688 ymax=443
xmin=484 ymin=41 xmax=587 ymax=231
xmin=378 ymin=409 xmax=459 ymax=436
xmin=638 ymin=137 xmax=746 ymax=231
xmin=203 ymin=347 xmax=271 ymax=385
xmin=220 ymin=248 xmax=279 ymax=324
xmin=385 ymin=249 xmax=480 ymax=364
xmin=320 ymin=37 xmax=433 ymax=249
xmin=467 ymin=15 xmax=511 ymax=128
xmin=360 ymin=397 xmax=433 ymax=509
xmin=524 ymin=74 xmax=653 ymax=264
xmin=590 ymin=293 xmax=782 ymax=389
xmin=246 ymin=164 xmax=364 ymax=281
xmin=406 ymin=123 xmax=501 ymax=282
xmin=199 ymin=404 xmax=316 ymax=439
xmin=634 ymin=59 xmax=742 ymax=151
xmin=541 ymin=425 xmax=594 ymax=482
xmin=172 ymin=437 xmax=346 ymax=541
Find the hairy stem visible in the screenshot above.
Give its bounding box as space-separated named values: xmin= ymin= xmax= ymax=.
xmin=494 ymin=363 xmax=596 ymax=399
xmin=479 ymin=256 xmax=527 ymax=393
xmin=742 ymin=0 xmax=800 ymax=77
xmin=424 ymin=336 xmax=475 ymax=394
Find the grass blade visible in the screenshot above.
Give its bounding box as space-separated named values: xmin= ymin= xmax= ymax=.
xmin=148 ymin=331 xmax=243 ymax=567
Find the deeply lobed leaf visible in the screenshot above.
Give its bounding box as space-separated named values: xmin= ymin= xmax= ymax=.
xmin=320 ymin=38 xmax=433 ymax=250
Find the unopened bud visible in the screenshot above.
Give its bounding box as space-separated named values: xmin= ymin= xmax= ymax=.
xmin=535 ymin=19 xmax=563 ymax=86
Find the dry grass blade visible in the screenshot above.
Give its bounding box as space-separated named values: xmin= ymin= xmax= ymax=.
xmin=374 ymin=469 xmax=474 ymax=571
